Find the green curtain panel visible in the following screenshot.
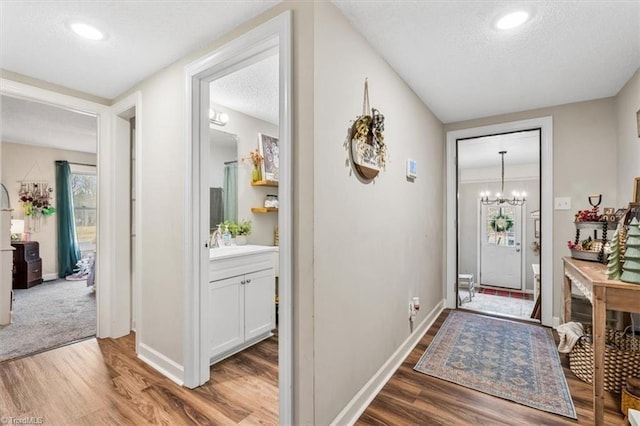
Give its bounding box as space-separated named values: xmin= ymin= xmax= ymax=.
xmin=223 ymin=163 xmax=238 ymax=222
xmin=56 ymin=161 xmax=80 ymax=277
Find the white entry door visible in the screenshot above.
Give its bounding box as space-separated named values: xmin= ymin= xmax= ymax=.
xmin=480 ymin=204 xmax=523 ymax=290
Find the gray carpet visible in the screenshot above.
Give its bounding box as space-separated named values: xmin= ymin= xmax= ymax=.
xmin=0 ymin=279 xmax=96 ymax=362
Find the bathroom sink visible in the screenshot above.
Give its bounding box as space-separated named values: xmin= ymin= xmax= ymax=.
xmin=209 ymin=245 xmax=276 ymax=260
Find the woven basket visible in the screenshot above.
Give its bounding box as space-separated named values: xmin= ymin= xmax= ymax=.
xmin=622 ymin=388 xmax=640 ymax=415
xmin=568 ymin=326 xmax=640 ymax=392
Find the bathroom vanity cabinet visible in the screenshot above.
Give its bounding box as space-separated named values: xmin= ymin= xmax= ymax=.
xmin=209 ymin=245 xmax=276 ymax=364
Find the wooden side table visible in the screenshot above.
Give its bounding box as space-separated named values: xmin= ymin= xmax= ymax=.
xmin=563 ymin=257 xmax=640 ymax=425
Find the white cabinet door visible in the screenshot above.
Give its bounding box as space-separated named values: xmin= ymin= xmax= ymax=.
xmin=209 ymin=276 xmax=245 ymax=359
xmin=244 ymin=269 xmax=275 ymax=341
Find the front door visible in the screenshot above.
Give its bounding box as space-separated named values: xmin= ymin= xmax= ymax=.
xmin=480 ymin=204 xmax=523 ymax=290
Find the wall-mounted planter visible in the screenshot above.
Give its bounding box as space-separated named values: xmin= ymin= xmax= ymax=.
xmin=349 ymin=79 xmax=387 ymax=181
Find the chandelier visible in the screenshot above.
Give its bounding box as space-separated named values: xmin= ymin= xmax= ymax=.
xmin=479 ymin=150 xmax=526 ymax=206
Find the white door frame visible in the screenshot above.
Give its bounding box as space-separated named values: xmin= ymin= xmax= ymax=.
xmin=111 ymin=92 xmax=142 ymax=348
xmin=183 ymin=11 xmax=293 ymax=425
xmin=446 ymin=117 xmax=553 ymax=326
xmin=0 ymin=78 xmax=135 ymax=338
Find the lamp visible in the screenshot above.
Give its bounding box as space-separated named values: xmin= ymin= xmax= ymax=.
xmin=10 ymin=219 xmax=25 ymax=241
xmin=209 ymin=109 xmax=229 ymax=126
xmin=480 ymin=150 xmax=526 ymax=206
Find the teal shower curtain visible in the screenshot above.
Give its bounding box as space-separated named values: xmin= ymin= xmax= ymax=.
xmin=56 ymin=161 xmax=80 ymax=277
xmin=223 ymin=163 xmax=238 ymax=222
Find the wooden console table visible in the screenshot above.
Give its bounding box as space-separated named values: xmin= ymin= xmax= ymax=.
xmin=563 ymin=257 xmax=640 ymax=425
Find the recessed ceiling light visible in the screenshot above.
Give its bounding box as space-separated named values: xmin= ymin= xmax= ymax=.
xmin=495 ymin=11 xmax=530 ymax=30
xmin=70 ymin=22 xmax=105 ymax=41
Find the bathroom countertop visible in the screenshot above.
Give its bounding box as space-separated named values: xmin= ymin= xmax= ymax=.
xmin=209 ymin=244 xmax=277 ymax=260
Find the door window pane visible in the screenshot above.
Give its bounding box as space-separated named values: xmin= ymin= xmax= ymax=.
xmin=486 ymin=206 xmax=516 ymax=246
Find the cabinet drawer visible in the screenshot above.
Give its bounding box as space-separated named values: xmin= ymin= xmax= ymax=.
xmin=24 ymin=243 xmax=39 ymax=261
xmin=27 ymin=259 xmax=42 ymax=282
xmin=209 ymin=251 xmax=275 ymax=282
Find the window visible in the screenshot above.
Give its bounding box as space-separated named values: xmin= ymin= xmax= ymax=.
xmin=70 ymin=165 xmax=97 ymax=254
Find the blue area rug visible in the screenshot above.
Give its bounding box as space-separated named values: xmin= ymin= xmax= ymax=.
xmin=414 ymin=311 xmax=576 ymax=419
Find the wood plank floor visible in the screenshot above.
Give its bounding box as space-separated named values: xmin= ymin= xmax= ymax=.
xmin=0 ymin=332 xmax=278 ymax=425
xmin=358 ymin=309 xmax=626 ymax=425
xmin=0 ymin=310 xmax=628 ymax=425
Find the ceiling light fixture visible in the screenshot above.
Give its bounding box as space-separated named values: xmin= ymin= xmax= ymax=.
xmin=209 ymin=109 xmax=229 ymax=126
xmin=495 ymin=11 xmax=530 ymax=30
xmin=70 ymin=22 xmax=105 ymax=41
xmin=480 ymin=151 xmax=526 ymax=206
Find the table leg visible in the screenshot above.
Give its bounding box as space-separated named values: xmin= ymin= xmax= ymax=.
xmin=563 ymin=273 xmax=572 ymax=323
xmin=593 ymin=286 xmax=606 ymax=425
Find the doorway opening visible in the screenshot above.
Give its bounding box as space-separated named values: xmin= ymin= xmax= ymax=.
xmin=1 ymin=80 xmax=140 ymax=360
xmin=184 ymin=11 xmax=292 ymax=425
xmin=456 ymin=130 xmax=540 ymax=321
xmin=446 ymin=116 xmax=553 ymax=326
xmin=204 ymin=49 xmax=280 ymax=420
xmin=0 ymin=95 xmax=98 ymax=361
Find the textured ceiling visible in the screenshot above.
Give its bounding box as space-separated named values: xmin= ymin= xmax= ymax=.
xmin=2 ymin=1 xmax=638 ymax=152
xmin=1 ymin=95 xmax=97 ymax=153
xmin=458 ymin=130 xmax=540 ymax=170
xmin=333 ymin=0 xmax=640 ymax=123
xmin=0 ymin=0 xmax=280 ymax=99
xmin=210 ymin=53 xmax=279 ymax=125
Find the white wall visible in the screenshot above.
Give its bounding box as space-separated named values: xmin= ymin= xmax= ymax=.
xmin=616 ymin=67 xmax=640 ymax=205
xmin=459 ymin=178 xmax=540 ymax=291
xmin=446 ymin=97 xmax=618 ymax=320
xmin=1 ymin=142 xmax=96 ymax=278
xmin=210 ymin=104 xmax=278 ymax=246
xmin=313 ymin=2 xmax=444 ymax=423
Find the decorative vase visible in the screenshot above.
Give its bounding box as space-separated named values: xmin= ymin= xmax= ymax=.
xmin=252 ymin=165 xmax=262 ymax=182
xmin=235 ymin=235 xmax=248 ymax=246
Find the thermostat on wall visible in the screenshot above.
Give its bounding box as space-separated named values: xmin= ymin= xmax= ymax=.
xmin=406 ymin=159 xmax=417 ymax=179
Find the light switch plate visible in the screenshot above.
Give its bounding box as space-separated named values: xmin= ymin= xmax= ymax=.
xmin=406 ymin=159 xmax=417 ymax=179
xmin=555 ymin=197 xmax=571 ymax=210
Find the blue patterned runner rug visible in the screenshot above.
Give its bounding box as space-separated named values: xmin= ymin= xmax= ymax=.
xmin=414 ymin=311 xmax=576 ymax=419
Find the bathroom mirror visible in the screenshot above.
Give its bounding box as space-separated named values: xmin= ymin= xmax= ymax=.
xmin=208 ymin=49 xmax=279 ymax=246
xmin=210 ymin=129 xmax=238 ymax=231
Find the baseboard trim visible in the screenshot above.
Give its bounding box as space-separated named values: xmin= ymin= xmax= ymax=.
xmin=43 ymin=273 xmax=58 ymax=282
xmin=330 ymin=299 xmax=445 ymax=426
xmin=138 ymin=342 xmax=184 ymax=386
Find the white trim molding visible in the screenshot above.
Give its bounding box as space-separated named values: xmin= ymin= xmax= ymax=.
xmin=110 ymin=91 xmax=142 ymax=344
xmin=331 ymin=301 xmax=445 ymax=426
xmin=182 ymin=11 xmax=293 ymax=425
xmin=43 ymin=273 xmax=58 ymax=282
xmin=446 ymin=117 xmax=553 ymax=326
xmin=138 ymin=342 xmax=184 ymax=386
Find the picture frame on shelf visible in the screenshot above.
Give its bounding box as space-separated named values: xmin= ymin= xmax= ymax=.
xmin=633 ymin=177 xmax=640 ymax=203
xmin=615 ymin=208 xmax=629 ymax=223
xmin=625 ymin=203 xmax=640 ymax=226
xmin=258 ymin=133 xmax=279 ymax=182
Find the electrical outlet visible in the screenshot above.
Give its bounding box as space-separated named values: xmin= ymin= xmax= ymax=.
xmin=555 ymin=197 xmax=571 ymax=210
